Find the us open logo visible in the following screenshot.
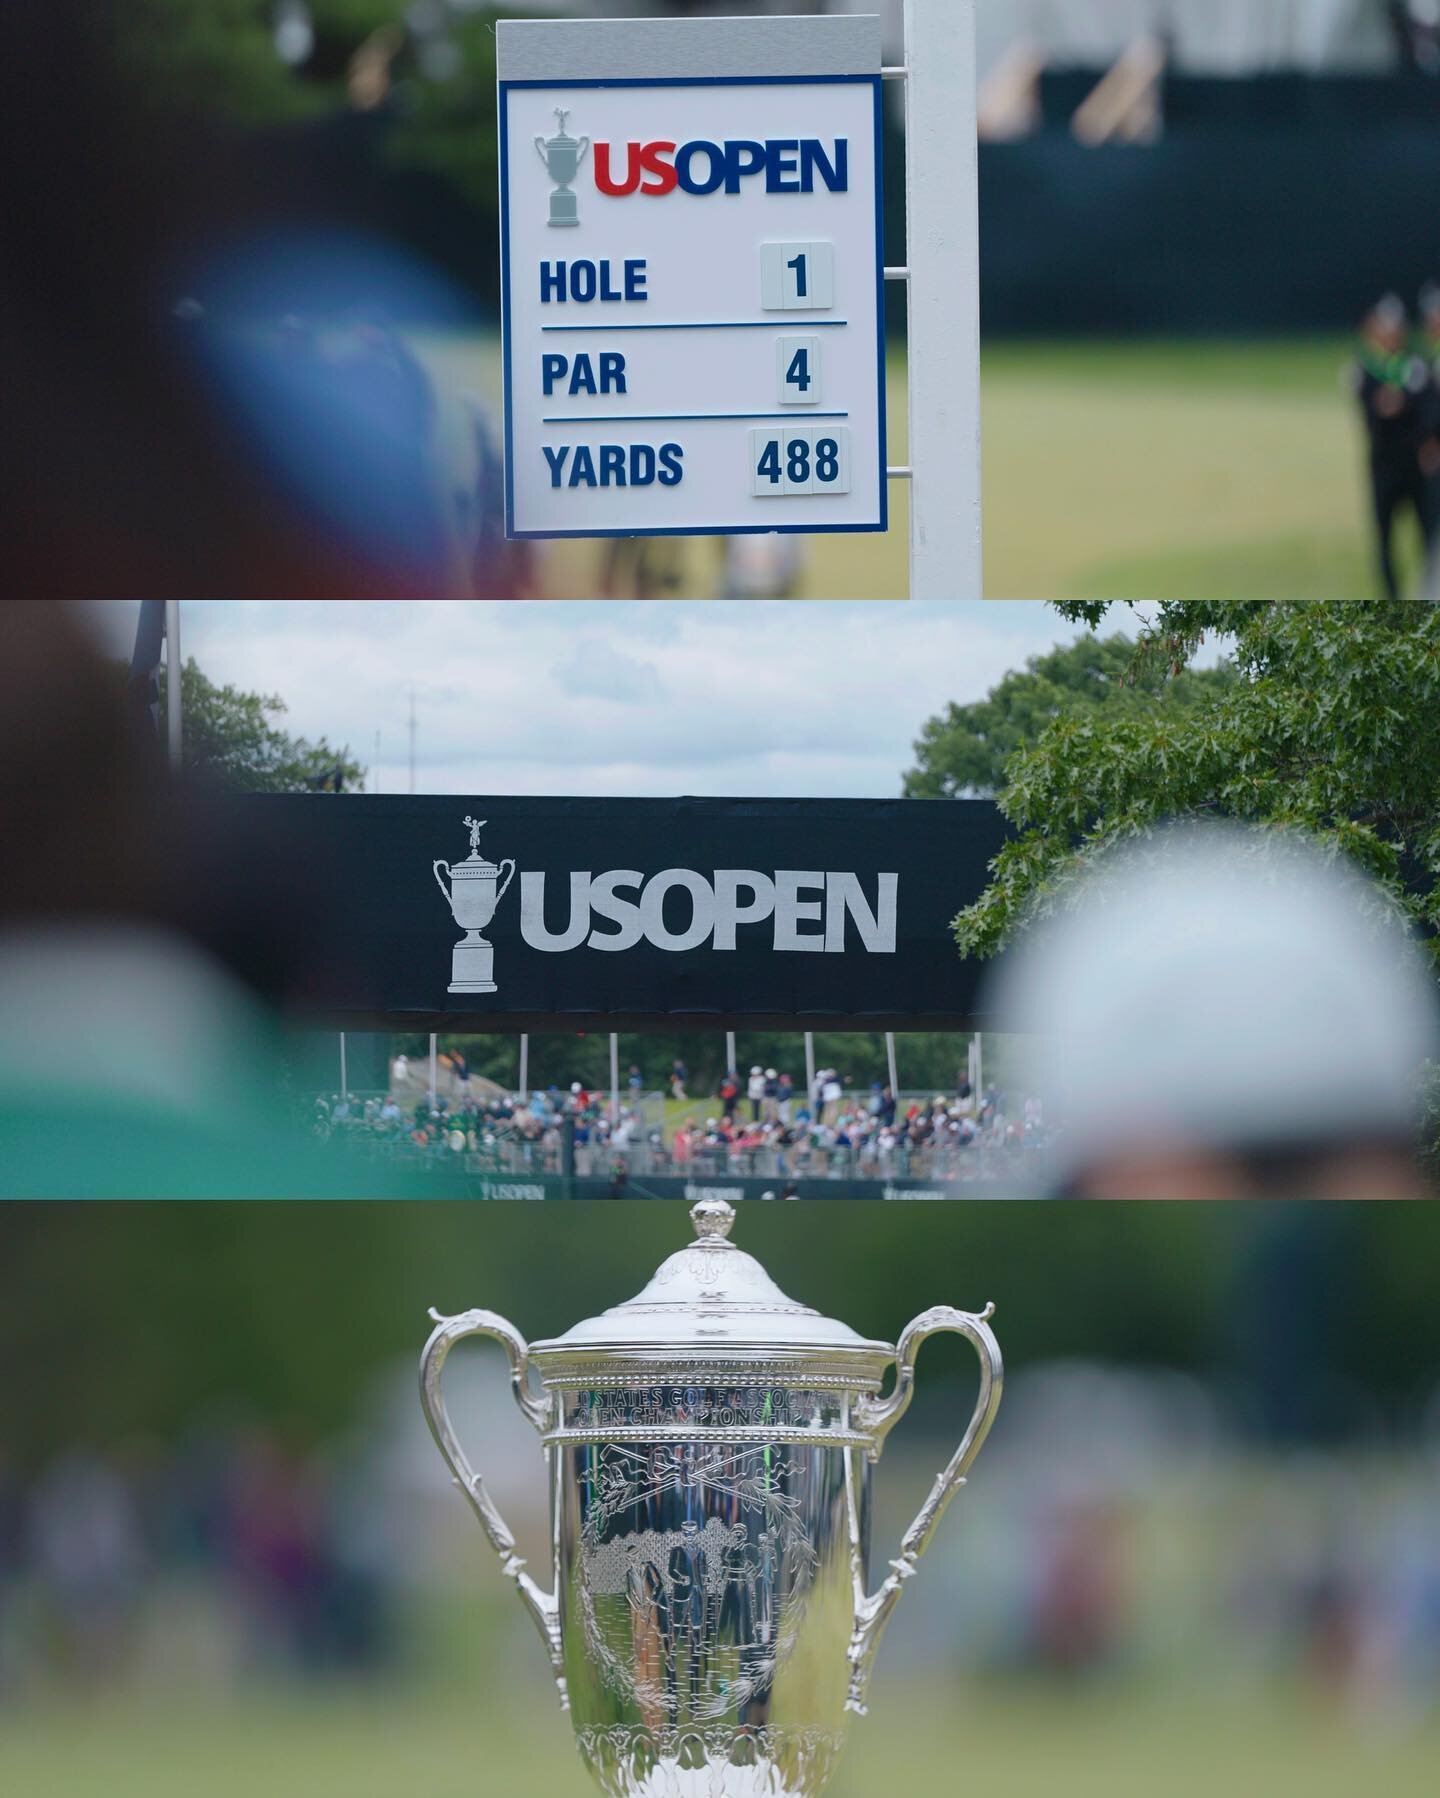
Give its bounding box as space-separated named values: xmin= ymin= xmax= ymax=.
xmin=591 ymin=137 xmax=849 ymax=198
xmin=432 ymin=819 xmax=900 ymax=1000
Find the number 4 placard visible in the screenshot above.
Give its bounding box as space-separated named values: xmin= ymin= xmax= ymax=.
xmin=761 ymin=242 xmax=836 ymax=311
xmin=778 ymin=335 xmax=822 ymax=405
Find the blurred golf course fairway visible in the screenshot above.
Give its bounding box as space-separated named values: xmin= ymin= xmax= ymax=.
xmin=423 ymin=334 xmax=1403 ymax=601
xmin=7 ymin=1683 xmax=1436 ymax=1797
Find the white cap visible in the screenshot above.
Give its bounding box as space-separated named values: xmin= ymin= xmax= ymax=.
xmin=984 ymin=823 xmax=1439 ymax=1176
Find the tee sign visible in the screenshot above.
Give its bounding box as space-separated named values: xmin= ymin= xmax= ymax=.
xmin=496 ymin=15 xmax=887 ymax=540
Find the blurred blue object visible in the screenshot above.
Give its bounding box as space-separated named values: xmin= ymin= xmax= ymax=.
xmin=180 ymin=231 xmax=478 ymax=587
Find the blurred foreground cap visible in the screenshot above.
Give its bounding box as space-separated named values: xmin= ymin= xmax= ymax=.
xmin=985 ymin=824 xmax=1440 ymax=1175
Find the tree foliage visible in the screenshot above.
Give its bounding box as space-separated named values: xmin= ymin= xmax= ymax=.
xmin=113 ymin=2 xmax=509 ymax=214
xmin=391 ymin=1029 xmax=984 ymax=1104
xmin=952 ymin=602 xmax=1440 ymax=961
xmin=115 ymin=0 xmax=391 ymax=124
xmin=161 ymin=658 xmax=364 ymax=792
xmin=903 ymin=631 xmax=1232 ymax=800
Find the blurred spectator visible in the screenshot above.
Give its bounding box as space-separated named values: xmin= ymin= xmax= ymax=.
xmin=985 ymin=823 xmax=1438 ymax=1198
xmin=1352 ymin=294 xmax=1432 ymax=598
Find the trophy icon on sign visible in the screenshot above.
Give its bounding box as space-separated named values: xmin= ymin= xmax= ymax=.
xmin=433 ymin=817 xmax=516 ymax=995
xmin=535 ymin=107 xmax=589 ymax=228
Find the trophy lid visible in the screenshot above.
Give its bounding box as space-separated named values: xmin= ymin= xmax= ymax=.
xmin=530 ymin=1198 xmax=892 ymax=1363
xmin=545 ymin=106 xmax=580 ymax=148
xmin=450 ymin=815 xmax=501 ymax=879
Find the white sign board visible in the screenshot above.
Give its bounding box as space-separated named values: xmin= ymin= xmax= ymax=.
xmin=496 ymin=16 xmax=886 ymax=541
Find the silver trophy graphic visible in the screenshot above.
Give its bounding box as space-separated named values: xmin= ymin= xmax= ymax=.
xmin=420 ymin=1197 xmax=1003 ymax=1798
xmin=432 ymin=816 xmax=516 ymax=995
xmin=535 ymin=107 xmax=589 ymax=227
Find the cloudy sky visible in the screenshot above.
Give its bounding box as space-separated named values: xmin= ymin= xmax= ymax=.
xmin=80 ymin=601 xmax=1167 ymax=797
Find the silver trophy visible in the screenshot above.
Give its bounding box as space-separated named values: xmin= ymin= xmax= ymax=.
xmin=420 ymin=1198 xmax=1003 ymax=1798
xmin=432 ymin=816 xmax=516 ymax=994
xmin=535 ymin=107 xmax=590 ymax=227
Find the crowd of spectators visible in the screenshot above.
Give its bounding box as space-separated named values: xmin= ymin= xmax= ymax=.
xmin=309 ymin=1057 xmax=1049 ymax=1185
xmin=0 ymin=1427 xmax=399 ymax=1697
xmin=7 ymin=1371 xmax=1440 ymax=1717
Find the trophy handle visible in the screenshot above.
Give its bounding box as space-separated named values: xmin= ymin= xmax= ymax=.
xmin=534 ymin=135 xmax=550 ymax=165
xmin=419 ymin=1308 xmax=568 ymax=1709
xmin=845 ymin=1303 xmax=1003 ymax=1715
xmin=496 ymin=858 xmax=516 ymax=904
xmin=432 ymin=859 xmax=457 ymax=918
xmin=574 ymin=136 xmax=590 ymax=166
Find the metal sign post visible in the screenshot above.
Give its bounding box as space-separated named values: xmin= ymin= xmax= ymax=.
xmin=165 ymin=600 xmax=183 ymax=771
xmin=897 ymin=0 xmax=982 ymax=600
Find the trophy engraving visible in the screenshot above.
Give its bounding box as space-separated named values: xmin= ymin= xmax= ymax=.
xmin=419 ymin=1200 xmax=1004 ymax=1798
xmin=432 ymin=815 xmax=516 ymax=995
xmin=535 ymin=107 xmax=590 ymax=228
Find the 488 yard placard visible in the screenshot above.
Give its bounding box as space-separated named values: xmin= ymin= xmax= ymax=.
xmin=497 ymin=16 xmax=887 ymax=540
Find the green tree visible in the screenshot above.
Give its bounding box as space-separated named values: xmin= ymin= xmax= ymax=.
xmin=904 ymin=631 xmax=1233 ymax=799
xmin=114 ymin=2 xmax=512 ymax=217
xmin=392 ymin=1029 xmax=979 ymax=1105
xmin=116 ymin=0 xmax=391 ymax=124
xmin=951 ymin=601 xmax=1440 ymax=960
xmin=161 ymin=657 xmax=364 ymax=791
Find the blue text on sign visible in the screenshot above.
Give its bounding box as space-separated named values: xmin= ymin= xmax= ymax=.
xmin=542 ymin=353 xmax=628 ymax=396
xmin=540 ymin=260 xmax=648 ymax=304
xmin=542 ymin=443 xmax=685 ymax=488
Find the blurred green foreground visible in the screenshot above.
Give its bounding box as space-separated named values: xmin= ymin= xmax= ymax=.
xmin=5 ymin=1682 xmax=1436 ymax=1798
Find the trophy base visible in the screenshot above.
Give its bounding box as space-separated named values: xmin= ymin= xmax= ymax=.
xmin=450 ymin=934 xmax=495 ymax=993
xmin=548 ymin=194 xmax=580 ymax=227
xmin=576 ymin=1724 xmax=845 ymax=1798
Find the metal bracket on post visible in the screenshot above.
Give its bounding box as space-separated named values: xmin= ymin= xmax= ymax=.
xmin=898 ymin=0 xmax=982 ymax=600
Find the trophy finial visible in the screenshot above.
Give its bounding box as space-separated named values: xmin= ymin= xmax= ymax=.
xmin=463 ymin=815 xmax=486 ymax=853
xmin=690 ymin=1197 xmax=736 ymax=1241
xmin=554 ymin=106 xmax=570 ymax=136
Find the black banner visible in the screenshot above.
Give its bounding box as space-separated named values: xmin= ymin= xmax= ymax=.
xmin=228 ymin=795 xmax=1008 ymax=1032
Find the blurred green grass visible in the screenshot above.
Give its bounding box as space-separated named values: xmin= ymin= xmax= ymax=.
xmin=6 ymin=1683 xmax=1436 ymax=1798
xmin=419 ymin=333 xmax=1404 ymax=601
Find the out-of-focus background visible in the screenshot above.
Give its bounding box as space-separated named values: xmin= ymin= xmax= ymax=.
xmin=3 ymin=1201 xmax=1440 ymax=1796
xmin=9 ymin=1 xmax=1440 ymax=598
xmin=8 ymin=600 xmax=1439 ymax=1201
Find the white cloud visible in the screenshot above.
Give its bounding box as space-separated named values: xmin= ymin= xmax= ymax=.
xmin=74 ymin=600 xmax=1172 ymax=797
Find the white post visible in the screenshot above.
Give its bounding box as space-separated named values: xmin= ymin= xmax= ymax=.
xmin=429 ymin=1032 xmax=438 ymax=1108
xmin=885 ymin=1031 xmax=899 ymax=1097
xmin=165 ymin=600 xmax=183 ymax=772
xmin=725 ymin=1031 xmax=736 ymax=1076
xmin=902 ymin=0 xmax=982 ymax=600
xmin=519 ymin=1033 xmax=529 ymax=1102
xmin=339 ymin=1031 xmax=347 ymax=1097
xmin=975 ymin=1030 xmax=984 ymax=1105
xmin=804 ymin=1031 xmax=816 ymax=1111
xmin=610 ymin=1032 xmax=620 ymax=1125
